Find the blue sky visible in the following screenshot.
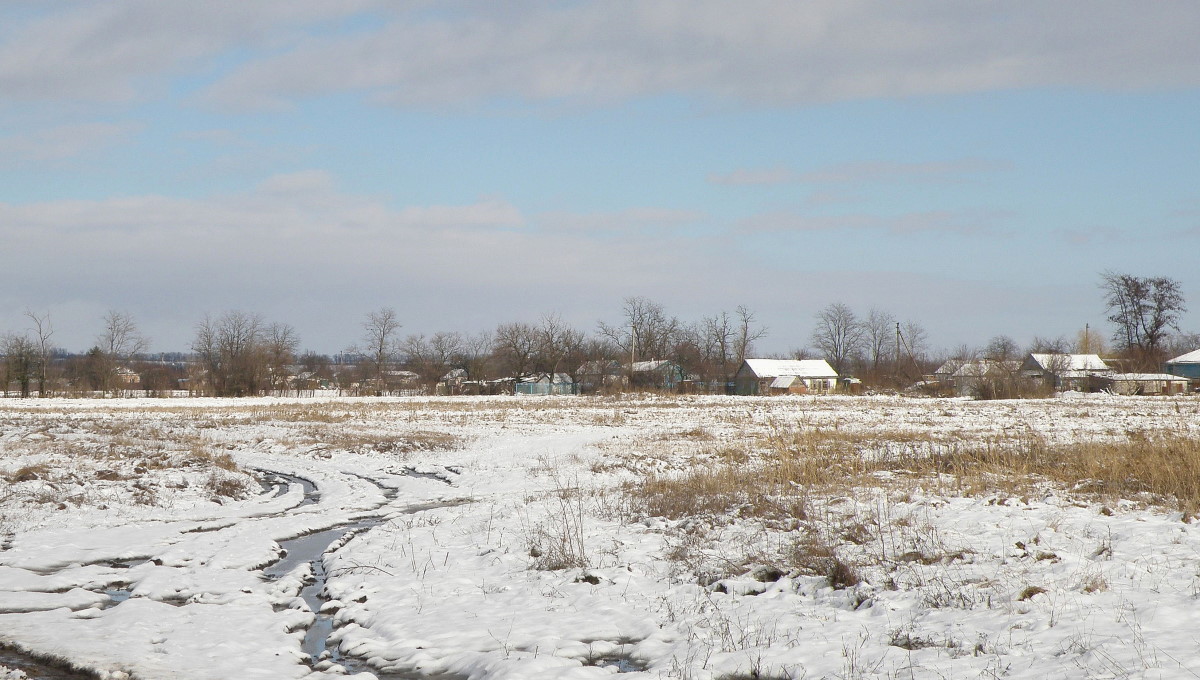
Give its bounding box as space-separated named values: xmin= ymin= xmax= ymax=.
xmin=2 ymin=1 xmax=1198 ymax=356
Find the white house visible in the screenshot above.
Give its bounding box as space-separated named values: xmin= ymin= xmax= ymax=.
xmin=1020 ymin=353 xmax=1111 ymax=391
xmin=734 ymin=359 xmax=839 ymax=395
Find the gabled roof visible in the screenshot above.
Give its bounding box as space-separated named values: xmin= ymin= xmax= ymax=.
xmin=1106 ymin=373 xmax=1189 ymax=382
xmin=1026 ymin=353 xmax=1110 ymax=372
xmin=518 ymin=372 xmax=575 ymax=384
xmin=578 ymin=360 xmax=623 ymax=375
xmin=1167 ymin=349 xmax=1200 ymax=364
xmin=440 ymin=368 xmax=468 ymax=381
xmin=631 ymin=360 xmax=676 ymax=372
xmin=741 ymin=359 xmax=838 ymax=379
xmin=952 ymin=359 xmax=1021 ymax=378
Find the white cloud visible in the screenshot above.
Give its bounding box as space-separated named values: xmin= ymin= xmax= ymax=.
xmin=707 ymin=168 xmax=798 ymax=186
xmin=0 ymin=0 xmax=385 ymax=103
xmin=710 ymin=159 xmax=1008 ymax=187
xmin=738 ymin=209 xmax=1011 ymax=237
xmin=201 ymin=1 xmax=1200 ymax=110
xmin=0 ymin=122 xmax=139 ymax=161
xmin=535 ymin=207 xmax=705 ymax=233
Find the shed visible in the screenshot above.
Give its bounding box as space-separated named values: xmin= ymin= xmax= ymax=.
xmin=1097 ymin=373 xmax=1190 ymax=396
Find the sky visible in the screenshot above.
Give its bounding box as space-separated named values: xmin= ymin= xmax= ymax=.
xmin=1 ymin=0 xmax=1199 ymax=357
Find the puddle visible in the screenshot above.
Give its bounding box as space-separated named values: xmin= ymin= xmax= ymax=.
xmin=102 ymin=588 xmax=132 ymax=608
xmin=0 ymin=645 xmax=100 ymax=679
xmin=586 ymin=655 xmax=645 ymax=673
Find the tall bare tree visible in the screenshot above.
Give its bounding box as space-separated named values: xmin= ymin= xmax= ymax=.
xmin=25 ymin=310 xmax=54 ymax=397
xmin=734 ymin=305 xmax=767 ymax=367
xmin=810 ymin=302 xmax=865 ymax=374
xmin=598 ymin=296 xmax=680 ymax=363
xmin=863 ymin=308 xmax=896 ymax=379
xmin=460 ymin=331 xmax=494 ymax=381
xmin=493 ymin=321 xmax=540 ymax=384
xmin=358 ymin=307 xmax=402 ymax=384
xmin=95 ymin=310 xmax=149 ymax=394
xmin=1101 ymin=271 xmax=1186 ymax=368
xmin=534 ymin=314 xmax=584 ymax=384
xmin=263 ymin=322 xmax=299 ymax=395
xmin=192 ymin=311 xmax=265 ymax=397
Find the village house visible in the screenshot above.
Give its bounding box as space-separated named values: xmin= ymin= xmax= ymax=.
xmin=630 ymin=360 xmax=683 ymax=391
xmin=734 ymin=359 xmax=839 ymax=396
xmin=514 ymin=373 xmax=578 ymax=395
xmin=1020 ymin=353 xmax=1111 ymax=392
xmin=1165 ymin=349 xmax=1200 ymax=383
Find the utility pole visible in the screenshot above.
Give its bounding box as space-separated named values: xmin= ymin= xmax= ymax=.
xmin=894 ymin=322 xmax=901 ymax=385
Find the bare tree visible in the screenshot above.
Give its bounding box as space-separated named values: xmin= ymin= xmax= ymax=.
xmin=358 ymin=307 xmax=402 ymax=384
xmin=863 ymin=308 xmax=896 ymax=379
xmin=95 ymin=310 xmax=149 ymax=394
xmin=263 ymin=323 xmax=299 ymax=395
xmin=461 ymin=331 xmax=494 ymax=381
xmin=698 ymin=305 xmax=765 ymax=390
xmin=534 ymin=314 xmax=584 ymax=385
xmin=1027 ymin=335 xmax=1069 ymax=354
xmin=99 ymin=310 xmax=149 ymax=359
xmin=734 ymin=305 xmax=767 ymax=367
xmin=25 ymin=310 xmax=54 ymax=397
xmin=403 ymin=331 xmax=464 ymax=388
xmin=1165 ymin=331 xmax=1200 ymax=360
xmin=897 ymin=320 xmax=930 ymax=380
xmin=1073 ymin=326 xmax=1108 ymax=355
xmin=810 ymin=302 xmax=865 ymax=374
xmin=1101 ymin=271 xmax=1186 ymax=368
xmin=597 ymin=296 xmax=680 ymax=363
xmin=493 ymin=321 xmax=540 ymax=384
xmin=984 ymin=335 xmax=1020 ymax=361
xmin=191 ymin=311 xmax=265 ymax=397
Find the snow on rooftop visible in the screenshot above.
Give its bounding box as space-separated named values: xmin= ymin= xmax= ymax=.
xmin=1167 ymin=348 xmax=1200 ymax=364
xmin=742 ymin=358 xmax=838 ymax=378
xmin=1028 ymin=353 xmax=1109 ymax=372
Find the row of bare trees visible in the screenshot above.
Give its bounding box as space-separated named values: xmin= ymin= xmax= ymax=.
xmin=2 ymin=271 xmax=1193 ymax=397
xmin=806 ymin=303 xmax=931 ymax=382
xmin=332 ymin=297 xmax=768 ymax=396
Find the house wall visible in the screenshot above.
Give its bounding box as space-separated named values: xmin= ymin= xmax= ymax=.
xmin=1165 ymin=363 xmax=1200 ymax=379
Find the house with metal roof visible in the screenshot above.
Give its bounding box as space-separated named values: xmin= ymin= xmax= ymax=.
xmin=1165 ymin=349 xmax=1200 ymax=380
xmin=1020 ymin=353 xmax=1111 ymax=391
xmin=734 ymin=359 xmax=839 ymax=395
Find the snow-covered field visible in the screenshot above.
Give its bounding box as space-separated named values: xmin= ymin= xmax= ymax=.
xmin=2 ymin=394 xmax=1200 ymax=680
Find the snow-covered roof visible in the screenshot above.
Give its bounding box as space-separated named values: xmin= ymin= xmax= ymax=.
xmin=1027 ymin=353 xmax=1109 ymax=372
xmin=1167 ymin=348 xmax=1200 ymax=364
xmin=631 ymin=360 xmax=675 ymax=372
xmin=934 ymin=359 xmax=966 ymax=376
xmin=1106 ymin=373 xmax=1189 ymax=382
xmin=742 ymin=358 xmax=838 ymax=379
xmin=952 ymin=359 xmax=1020 ymax=378
xmin=517 ymin=372 xmax=575 ymax=384
xmin=770 ymin=376 xmax=799 ymax=389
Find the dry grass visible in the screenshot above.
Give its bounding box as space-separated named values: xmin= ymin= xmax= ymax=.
xmin=629 ymin=426 xmax=1200 ymax=523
